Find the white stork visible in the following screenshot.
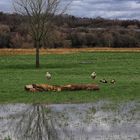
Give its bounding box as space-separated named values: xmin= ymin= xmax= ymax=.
xmin=91 ymin=72 xmax=96 ymax=79
xmin=45 ymin=72 xmax=51 ymax=80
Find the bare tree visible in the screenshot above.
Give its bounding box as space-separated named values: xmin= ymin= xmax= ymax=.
xmin=14 ymin=0 xmax=72 ymax=68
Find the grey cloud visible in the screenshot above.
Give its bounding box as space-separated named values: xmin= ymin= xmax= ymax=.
xmin=68 ymin=0 xmax=140 ymax=19
xmin=0 ymin=0 xmax=140 ymax=19
xmin=0 ymin=0 xmax=13 ymax=13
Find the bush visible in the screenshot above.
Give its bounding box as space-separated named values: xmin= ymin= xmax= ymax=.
xmin=0 ymin=34 xmax=11 ymax=48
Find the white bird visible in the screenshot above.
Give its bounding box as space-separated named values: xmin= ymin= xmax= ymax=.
xmin=45 ymin=72 xmax=51 ymax=80
xmin=91 ymin=72 xmax=96 ymax=79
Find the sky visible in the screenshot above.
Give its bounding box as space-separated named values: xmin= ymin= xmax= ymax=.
xmin=0 ymin=0 xmax=140 ymax=20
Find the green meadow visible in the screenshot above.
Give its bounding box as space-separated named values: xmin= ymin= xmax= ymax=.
xmin=0 ymin=52 xmax=140 ymax=104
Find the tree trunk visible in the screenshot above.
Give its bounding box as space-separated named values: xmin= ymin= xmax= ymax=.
xmin=25 ymin=83 xmax=100 ymax=92
xmin=36 ymin=47 xmax=40 ymax=68
xmin=35 ymin=41 xmax=40 ymax=68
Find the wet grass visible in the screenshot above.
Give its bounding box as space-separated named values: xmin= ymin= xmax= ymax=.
xmin=0 ymin=52 xmax=140 ymax=104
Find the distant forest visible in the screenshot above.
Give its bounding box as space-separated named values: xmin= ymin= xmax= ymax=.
xmin=0 ymin=12 xmax=140 ymax=48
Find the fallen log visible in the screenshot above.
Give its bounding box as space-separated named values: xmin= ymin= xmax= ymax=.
xmin=25 ymin=83 xmax=99 ymax=92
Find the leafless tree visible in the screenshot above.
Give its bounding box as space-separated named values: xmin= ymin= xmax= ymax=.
xmin=14 ymin=0 xmax=72 ymax=68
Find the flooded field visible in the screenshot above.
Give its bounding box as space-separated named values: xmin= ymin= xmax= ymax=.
xmin=0 ymin=101 xmax=139 ymax=140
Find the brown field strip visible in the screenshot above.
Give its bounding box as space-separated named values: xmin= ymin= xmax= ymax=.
xmin=0 ymin=48 xmax=140 ymax=55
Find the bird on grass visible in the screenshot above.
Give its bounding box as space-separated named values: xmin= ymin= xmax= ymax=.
xmin=91 ymin=72 xmax=96 ymax=79
xmin=100 ymin=79 xmax=108 ymax=83
xmin=45 ymin=72 xmax=51 ymax=80
xmin=110 ymin=79 xmax=116 ymax=84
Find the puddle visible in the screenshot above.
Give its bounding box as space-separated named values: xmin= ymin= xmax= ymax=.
xmin=0 ymin=101 xmax=139 ymax=140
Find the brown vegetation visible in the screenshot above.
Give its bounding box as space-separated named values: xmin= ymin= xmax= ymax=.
xmin=1 ymin=48 xmax=140 ymax=56
xmin=0 ymin=12 xmax=140 ymax=49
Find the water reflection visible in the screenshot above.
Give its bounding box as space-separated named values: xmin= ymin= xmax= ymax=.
xmin=0 ymin=101 xmax=139 ymax=140
xmin=15 ymin=105 xmax=60 ymax=140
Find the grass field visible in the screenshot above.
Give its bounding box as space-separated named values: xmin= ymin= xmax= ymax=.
xmin=0 ymin=52 xmax=140 ymax=104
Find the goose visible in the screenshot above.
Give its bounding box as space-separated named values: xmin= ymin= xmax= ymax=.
xmin=45 ymin=72 xmax=51 ymax=80
xmin=110 ymin=79 xmax=116 ymax=84
xmin=100 ymin=79 xmax=108 ymax=83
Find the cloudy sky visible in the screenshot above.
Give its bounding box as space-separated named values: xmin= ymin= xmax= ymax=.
xmin=0 ymin=0 xmax=140 ymax=19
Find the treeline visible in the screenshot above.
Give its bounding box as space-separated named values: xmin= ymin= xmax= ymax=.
xmin=67 ymin=28 xmax=140 ymax=48
xmin=54 ymin=15 xmax=140 ymax=28
xmin=0 ymin=12 xmax=140 ymax=48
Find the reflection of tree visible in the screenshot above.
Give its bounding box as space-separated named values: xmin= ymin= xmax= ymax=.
xmin=12 ymin=104 xmax=59 ymax=140
xmin=7 ymin=104 xmax=94 ymax=140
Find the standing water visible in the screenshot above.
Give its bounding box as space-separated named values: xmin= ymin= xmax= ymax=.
xmin=0 ymin=101 xmax=139 ymax=140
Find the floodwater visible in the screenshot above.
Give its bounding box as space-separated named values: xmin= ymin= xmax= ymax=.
xmin=0 ymin=101 xmax=139 ymax=140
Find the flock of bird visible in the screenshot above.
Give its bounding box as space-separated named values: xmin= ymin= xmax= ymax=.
xmin=45 ymin=71 xmax=116 ymax=84
xmin=91 ymin=72 xmax=116 ymax=84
